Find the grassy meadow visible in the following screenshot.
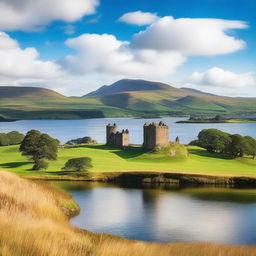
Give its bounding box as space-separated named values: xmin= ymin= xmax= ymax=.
xmin=0 ymin=144 xmax=255 ymax=178
xmin=1 ymin=171 xmax=256 ymax=256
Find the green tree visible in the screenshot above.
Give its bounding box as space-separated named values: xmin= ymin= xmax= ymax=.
xmin=6 ymin=131 xmax=24 ymax=145
xmin=244 ymin=136 xmax=256 ymax=158
xmin=213 ymin=115 xmax=225 ymax=121
xmin=229 ymin=134 xmax=247 ymax=157
xmin=20 ymin=130 xmax=59 ymax=170
xmin=62 ymin=157 xmax=93 ymax=172
xmin=0 ymin=133 xmax=9 ymax=146
xmin=198 ymin=129 xmax=231 ymax=153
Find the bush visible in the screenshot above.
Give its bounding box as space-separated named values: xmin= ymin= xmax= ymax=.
xmin=0 ymin=133 xmax=9 ymax=146
xmin=6 ymin=131 xmax=24 ymax=145
xmin=0 ymin=131 xmax=24 ymax=146
xmin=62 ymin=157 xmax=93 ymax=172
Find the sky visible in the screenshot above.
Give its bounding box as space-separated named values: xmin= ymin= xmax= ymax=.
xmin=0 ymin=0 xmax=255 ymax=96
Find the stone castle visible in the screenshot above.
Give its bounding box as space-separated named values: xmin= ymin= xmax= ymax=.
xmin=106 ymin=123 xmax=130 ymax=147
xmin=106 ymin=121 xmax=169 ymax=150
xmin=143 ymin=121 xmax=169 ymax=149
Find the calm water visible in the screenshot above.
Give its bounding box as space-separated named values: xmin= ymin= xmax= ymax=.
xmin=53 ymin=182 xmax=256 ymax=245
xmin=0 ymin=117 xmax=255 ymax=144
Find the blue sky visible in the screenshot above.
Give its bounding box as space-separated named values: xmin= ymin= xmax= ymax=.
xmin=0 ymin=0 xmax=255 ymax=96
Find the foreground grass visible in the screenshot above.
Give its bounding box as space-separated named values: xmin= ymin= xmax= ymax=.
xmin=1 ymin=171 xmax=256 ymax=256
xmin=0 ymin=144 xmax=255 ymax=178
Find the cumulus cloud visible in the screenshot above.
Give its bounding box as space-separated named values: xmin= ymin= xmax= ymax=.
xmin=132 ymin=16 xmax=247 ymax=56
xmin=0 ymin=32 xmax=63 ymax=80
xmin=62 ymin=33 xmax=186 ymax=78
xmin=187 ymin=67 xmax=256 ymax=88
xmin=0 ymin=0 xmax=99 ymax=31
xmin=118 ymin=11 xmax=159 ymax=26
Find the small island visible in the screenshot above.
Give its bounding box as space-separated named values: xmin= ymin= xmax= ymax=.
xmin=176 ymin=114 xmax=256 ymax=123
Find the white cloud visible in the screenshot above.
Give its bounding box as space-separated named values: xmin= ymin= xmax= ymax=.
xmin=132 ymin=16 xmax=247 ymax=56
xmin=187 ymin=67 xmax=256 ymax=88
xmin=62 ymin=33 xmax=186 ymax=78
xmin=118 ymin=11 xmax=159 ymax=26
xmin=0 ymin=0 xmax=99 ymax=31
xmin=0 ymin=32 xmax=62 ymax=80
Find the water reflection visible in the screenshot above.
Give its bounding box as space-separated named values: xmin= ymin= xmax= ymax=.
xmin=51 ymin=182 xmax=256 ymax=245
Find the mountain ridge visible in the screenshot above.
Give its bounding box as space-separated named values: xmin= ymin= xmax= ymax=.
xmin=0 ymin=79 xmax=256 ymax=119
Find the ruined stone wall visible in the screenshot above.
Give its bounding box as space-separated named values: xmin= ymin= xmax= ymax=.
xmin=106 ymin=124 xmax=129 ymax=147
xmin=143 ymin=122 xmax=169 ymax=150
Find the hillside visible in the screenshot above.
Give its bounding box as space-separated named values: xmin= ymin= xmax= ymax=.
xmin=0 ymin=86 xmax=66 ymax=100
xmin=84 ymin=79 xmax=256 ymax=116
xmin=1 ymin=80 xmax=256 ymax=120
xmin=0 ymin=86 xmax=133 ymax=120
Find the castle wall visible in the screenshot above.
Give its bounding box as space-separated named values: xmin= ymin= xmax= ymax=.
xmin=106 ymin=124 xmax=129 ymax=147
xmin=143 ymin=122 xmax=169 ymax=150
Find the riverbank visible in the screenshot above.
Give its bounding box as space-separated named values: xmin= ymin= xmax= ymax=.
xmin=28 ymin=171 xmax=256 ymax=186
xmin=1 ymin=171 xmax=256 ymax=256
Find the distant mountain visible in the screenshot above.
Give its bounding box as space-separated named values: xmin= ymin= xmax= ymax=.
xmin=84 ymin=79 xmax=256 ymax=116
xmin=1 ymin=80 xmax=256 ymax=120
xmin=0 ymin=86 xmax=131 ymax=120
xmin=0 ymin=86 xmax=66 ymax=100
xmin=85 ymin=79 xmax=181 ymax=97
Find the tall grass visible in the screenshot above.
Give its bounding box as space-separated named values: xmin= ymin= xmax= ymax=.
xmin=0 ymin=171 xmax=256 ymax=256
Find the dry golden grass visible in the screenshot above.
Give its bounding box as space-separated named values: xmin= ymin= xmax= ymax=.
xmin=0 ymin=171 xmax=256 ymax=256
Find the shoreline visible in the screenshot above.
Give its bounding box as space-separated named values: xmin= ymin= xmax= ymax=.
xmin=27 ymin=171 xmax=256 ymax=186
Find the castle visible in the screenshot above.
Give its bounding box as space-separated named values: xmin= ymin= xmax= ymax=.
xmin=106 ymin=123 xmax=130 ymax=147
xmin=106 ymin=121 xmax=169 ymax=150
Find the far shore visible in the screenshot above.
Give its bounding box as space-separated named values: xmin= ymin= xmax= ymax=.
xmin=176 ymin=118 xmax=256 ymax=124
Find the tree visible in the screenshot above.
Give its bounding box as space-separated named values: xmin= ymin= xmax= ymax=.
xmin=198 ymin=129 xmax=231 ymax=153
xmin=175 ymin=136 xmax=180 ymax=144
xmin=20 ymin=130 xmax=59 ymax=170
xmin=0 ymin=133 xmax=9 ymax=146
xmin=244 ymin=136 xmax=256 ymax=158
xmin=6 ymin=131 xmax=24 ymax=145
xmin=229 ymin=134 xmax=247 ymax=157
xmin=62 ymin=157 xmax=93 ymax=172
xmin=213 ymin=115 xmax=225 ymax=121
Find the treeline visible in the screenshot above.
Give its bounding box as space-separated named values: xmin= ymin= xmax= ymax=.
xmin=191 ymin=129 xmax=256 ymax=158
xmin=0 ymin=131 xmax=24 ymax=146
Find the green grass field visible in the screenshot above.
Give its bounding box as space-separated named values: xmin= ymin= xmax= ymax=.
xmin=0 ymin=144 xmax=255 ymax=178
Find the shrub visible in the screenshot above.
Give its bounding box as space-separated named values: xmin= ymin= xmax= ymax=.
xmin=62 ymin=157 xmax=93 ymax=172
xmin=6 ymin=131 xmax=24 ymax=145
xmin=0 ymin=133 xmax=9 ymax=146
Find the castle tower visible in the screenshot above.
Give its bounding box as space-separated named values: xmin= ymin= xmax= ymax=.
xmin=106 ymin=124 xmax=129 ymax=147
xmin=143 ymin=121 xmax=169 ymax=150
xmin=106 ymin=123 xmax=117 ymax=145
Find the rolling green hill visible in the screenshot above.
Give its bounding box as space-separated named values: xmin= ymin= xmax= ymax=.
xmin=1 ymin=79 xmax=256 ymax=120
xmin=85 ymin=79 xmax=256 ymax=116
